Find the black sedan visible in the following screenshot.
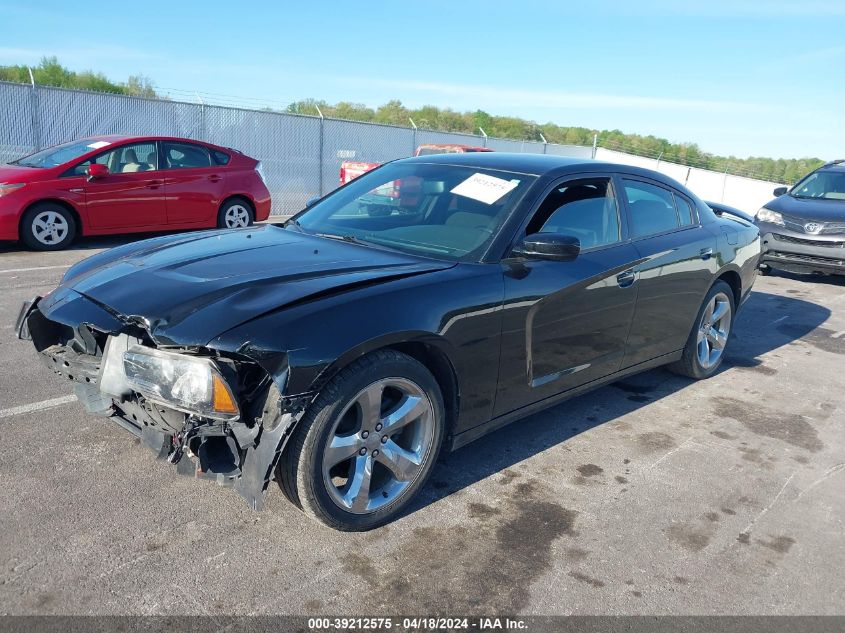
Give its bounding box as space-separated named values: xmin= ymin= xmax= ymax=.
xmin=17 ymin=153 xmax=761 ymax=531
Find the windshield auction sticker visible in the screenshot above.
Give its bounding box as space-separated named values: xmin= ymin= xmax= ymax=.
xmin=451 ymin=173 xmax=519 ymax=205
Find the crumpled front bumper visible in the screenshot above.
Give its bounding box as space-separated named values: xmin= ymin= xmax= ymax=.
xmin=17 ymin=293 xmax=310 ymax=511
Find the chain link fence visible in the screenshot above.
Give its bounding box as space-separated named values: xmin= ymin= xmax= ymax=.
xmin=0 ymin=80 xmax=786 ymax=214
xmin=0 ymin=81 xmax=595 ymax=215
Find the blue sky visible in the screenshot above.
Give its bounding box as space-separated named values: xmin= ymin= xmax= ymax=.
xmin=1 ymin=0 xmax=843 ymax=159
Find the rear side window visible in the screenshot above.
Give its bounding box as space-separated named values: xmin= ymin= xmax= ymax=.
xmin=163 ymin=142 xmax=211 ymax=169
xmin=674 ymin=194 xmax=696 ymax=225
xmin=212 ymin=150 xmax=230 ymax=166
xmin=623 ymin=180 xmax=681 ymax=238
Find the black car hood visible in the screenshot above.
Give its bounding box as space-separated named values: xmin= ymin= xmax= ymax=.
xmin=764 ymin=195 xmax=845 ymax=221
xmin=44 ymin=225 xmax=454 ymax=346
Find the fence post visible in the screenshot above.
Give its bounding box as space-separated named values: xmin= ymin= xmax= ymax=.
xmin=479 ymin=127 xmax=488 ymax=148
xmin=195 ymin=93 xmax=206 ymax=140
xmin=315 ymin=105 xmax=325 ymax=196
xmin=591 ymin=133 xmax=597 ymax=159
xmin=539 ymin=132 xmax=548 ymax=155
xmin=721 ymin=164 xmax=729 ymax=202
xmin=409 ymin=117 xmax=417 ymax=155
xmin=28 ymin=67 xmax=42 ymax=151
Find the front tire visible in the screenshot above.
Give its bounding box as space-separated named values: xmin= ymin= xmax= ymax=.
xmin=217 ymin=198 xmax=254 ymax=229
xmin=279 ymin=350 xmax=445 ymax=531
xmin=20 ymin=203 xmax=76 ymax=251
xmin=669 ymin=280 xmax=735 ymax=379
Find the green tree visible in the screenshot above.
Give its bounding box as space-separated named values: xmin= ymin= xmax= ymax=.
xmin=0 ymin=56 xmax=157 ymax=97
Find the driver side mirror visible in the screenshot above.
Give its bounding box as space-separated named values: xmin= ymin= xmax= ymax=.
xmin=512 ymin=233 xmax=580 ymax=262
xmin=305 ymin=196 xmax=321 ymax=208
xmin=773 ymin=186 xmax=788 ymax=196
xmin=86 ymin=164 xmax=109 ymax=181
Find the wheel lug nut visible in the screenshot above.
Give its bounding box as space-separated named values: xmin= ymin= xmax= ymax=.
xmin=359 ymin=447 xmax=367 ymax=455
xmin=375 ymin=423 xmax=383 ymax=431
xmin=361 ymin=431 xmax=369 ymax=439
xmin=381 ymin=436 xmax=388 ymax=444
xmin=372 ymin=449 xmax=379 ymax=457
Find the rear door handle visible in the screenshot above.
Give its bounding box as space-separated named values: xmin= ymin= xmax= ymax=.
xmin=700 ymin=247 xmax=713 ymax=260
xmin=616 ymin=269 xmax=636 ymax=288
xmin=208 ymin=174 xmax=221 ymax=183
xmin=147 ymin=180 xmax=162 ymax=189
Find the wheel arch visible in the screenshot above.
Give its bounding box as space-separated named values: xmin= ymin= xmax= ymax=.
xmin=219 ymin=194 xmax=255 ymax=213
xmin=715 ymin=267 xmax=742 ymax=308
xmin=307 ymin=332 xmax=461 ymax=440
xmin=19 ymin=198 xmax=83 ymax=238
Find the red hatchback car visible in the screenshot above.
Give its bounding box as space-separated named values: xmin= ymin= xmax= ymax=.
xmin=0 ymin=135 xmax=272 ymax=250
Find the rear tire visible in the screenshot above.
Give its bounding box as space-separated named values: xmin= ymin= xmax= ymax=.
xmin=279 ymin=349 xmax=445 ymax=531
xmin=217 ymin=198 xmax=254 ymax=229
xmin=20 ymin=203 xmax=76 ymax=251
xmin=669 ymin=280 xmax=735 ymax=379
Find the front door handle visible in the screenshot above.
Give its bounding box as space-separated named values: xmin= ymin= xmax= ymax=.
xmin=208 ymin=174 xmax=221 ymax=183
xmin=700 ymin=247 xmax=714 ymax=260
xmin=616 ymin=269 xmax=636 ymax=288
xmin=147 ymin=180 xmax=162 ymax=189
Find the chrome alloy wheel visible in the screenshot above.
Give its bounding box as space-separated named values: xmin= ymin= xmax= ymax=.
xmin=697 ymin=291 xmax=732 ymax=369
xmin=321 ymin=377 xmax=435 ymax=514
xmin=224 ymin=204 xmax=250 ymax=228
xmin=31 ymin=211 xmax=69 ymax=245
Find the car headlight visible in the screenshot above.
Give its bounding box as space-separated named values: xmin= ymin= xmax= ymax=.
xmin=0 ymin=183 xmax=25 ymax=197
xmin=122 ymin=346 xmax=239 ymax=420
xmin=756 ymin=207 xmax=784 ymax=226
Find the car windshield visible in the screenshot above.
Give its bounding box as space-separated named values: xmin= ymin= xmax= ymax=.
xmin=790 ymin=170 xmax=845 ymax=200
xmin=10 ymin=139 xmax=113 ymax=168
xmin=293 ymin=162 xmax=536 ymax=262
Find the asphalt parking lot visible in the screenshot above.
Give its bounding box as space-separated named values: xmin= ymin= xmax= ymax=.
xmin=0 ymin=231 xmax=843 ymax=616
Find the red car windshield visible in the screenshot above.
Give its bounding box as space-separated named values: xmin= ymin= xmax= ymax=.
xmin=10 ymin=139 xmax=115 ymax=169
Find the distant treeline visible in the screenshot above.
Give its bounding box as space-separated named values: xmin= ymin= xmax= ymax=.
xmin=0 ymin=57 xmax=155 ymax=98
xmin=0 ymin=58 xmax=823 ymax=183
xmin=284 ymin=98 xmax=823 ymax=184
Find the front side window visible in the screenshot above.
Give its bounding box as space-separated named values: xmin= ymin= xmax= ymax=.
xmin=791 ymin=170 xmax=845 ymax=200
xmin=527 ymin=178 xmax=621 ymax=250
xmin=65 ymin=142 xmax=158 ymax=176
xmin=294 ymin=163 xmax=536 ymax=262
xmin=163 ymin=142 xmax=211 ymax=169
xmin=623 ymin=180 xmax=681 ymax=238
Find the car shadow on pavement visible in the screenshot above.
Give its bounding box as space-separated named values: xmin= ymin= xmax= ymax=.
xmin=0 ymin=219 xmax=290 ymax=255
xmin=0 ymin=232 xmax=185 ymax=254
xmin=405 ymin=289 xmax=832 ymax=517
xmin=765 ymin=268 xmax=845 ymax=288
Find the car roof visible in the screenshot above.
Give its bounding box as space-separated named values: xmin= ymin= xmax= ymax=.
xmin=80 ymin=134 xmax=213 ymax=145
xmin=397 ymin=151 xmax=600 ymax=174
xmin=394 ymin=152 xmax=709 ymax=206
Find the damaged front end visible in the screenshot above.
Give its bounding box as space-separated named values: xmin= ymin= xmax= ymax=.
xmin=16 ymin=290 xmax=311 ymax=511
